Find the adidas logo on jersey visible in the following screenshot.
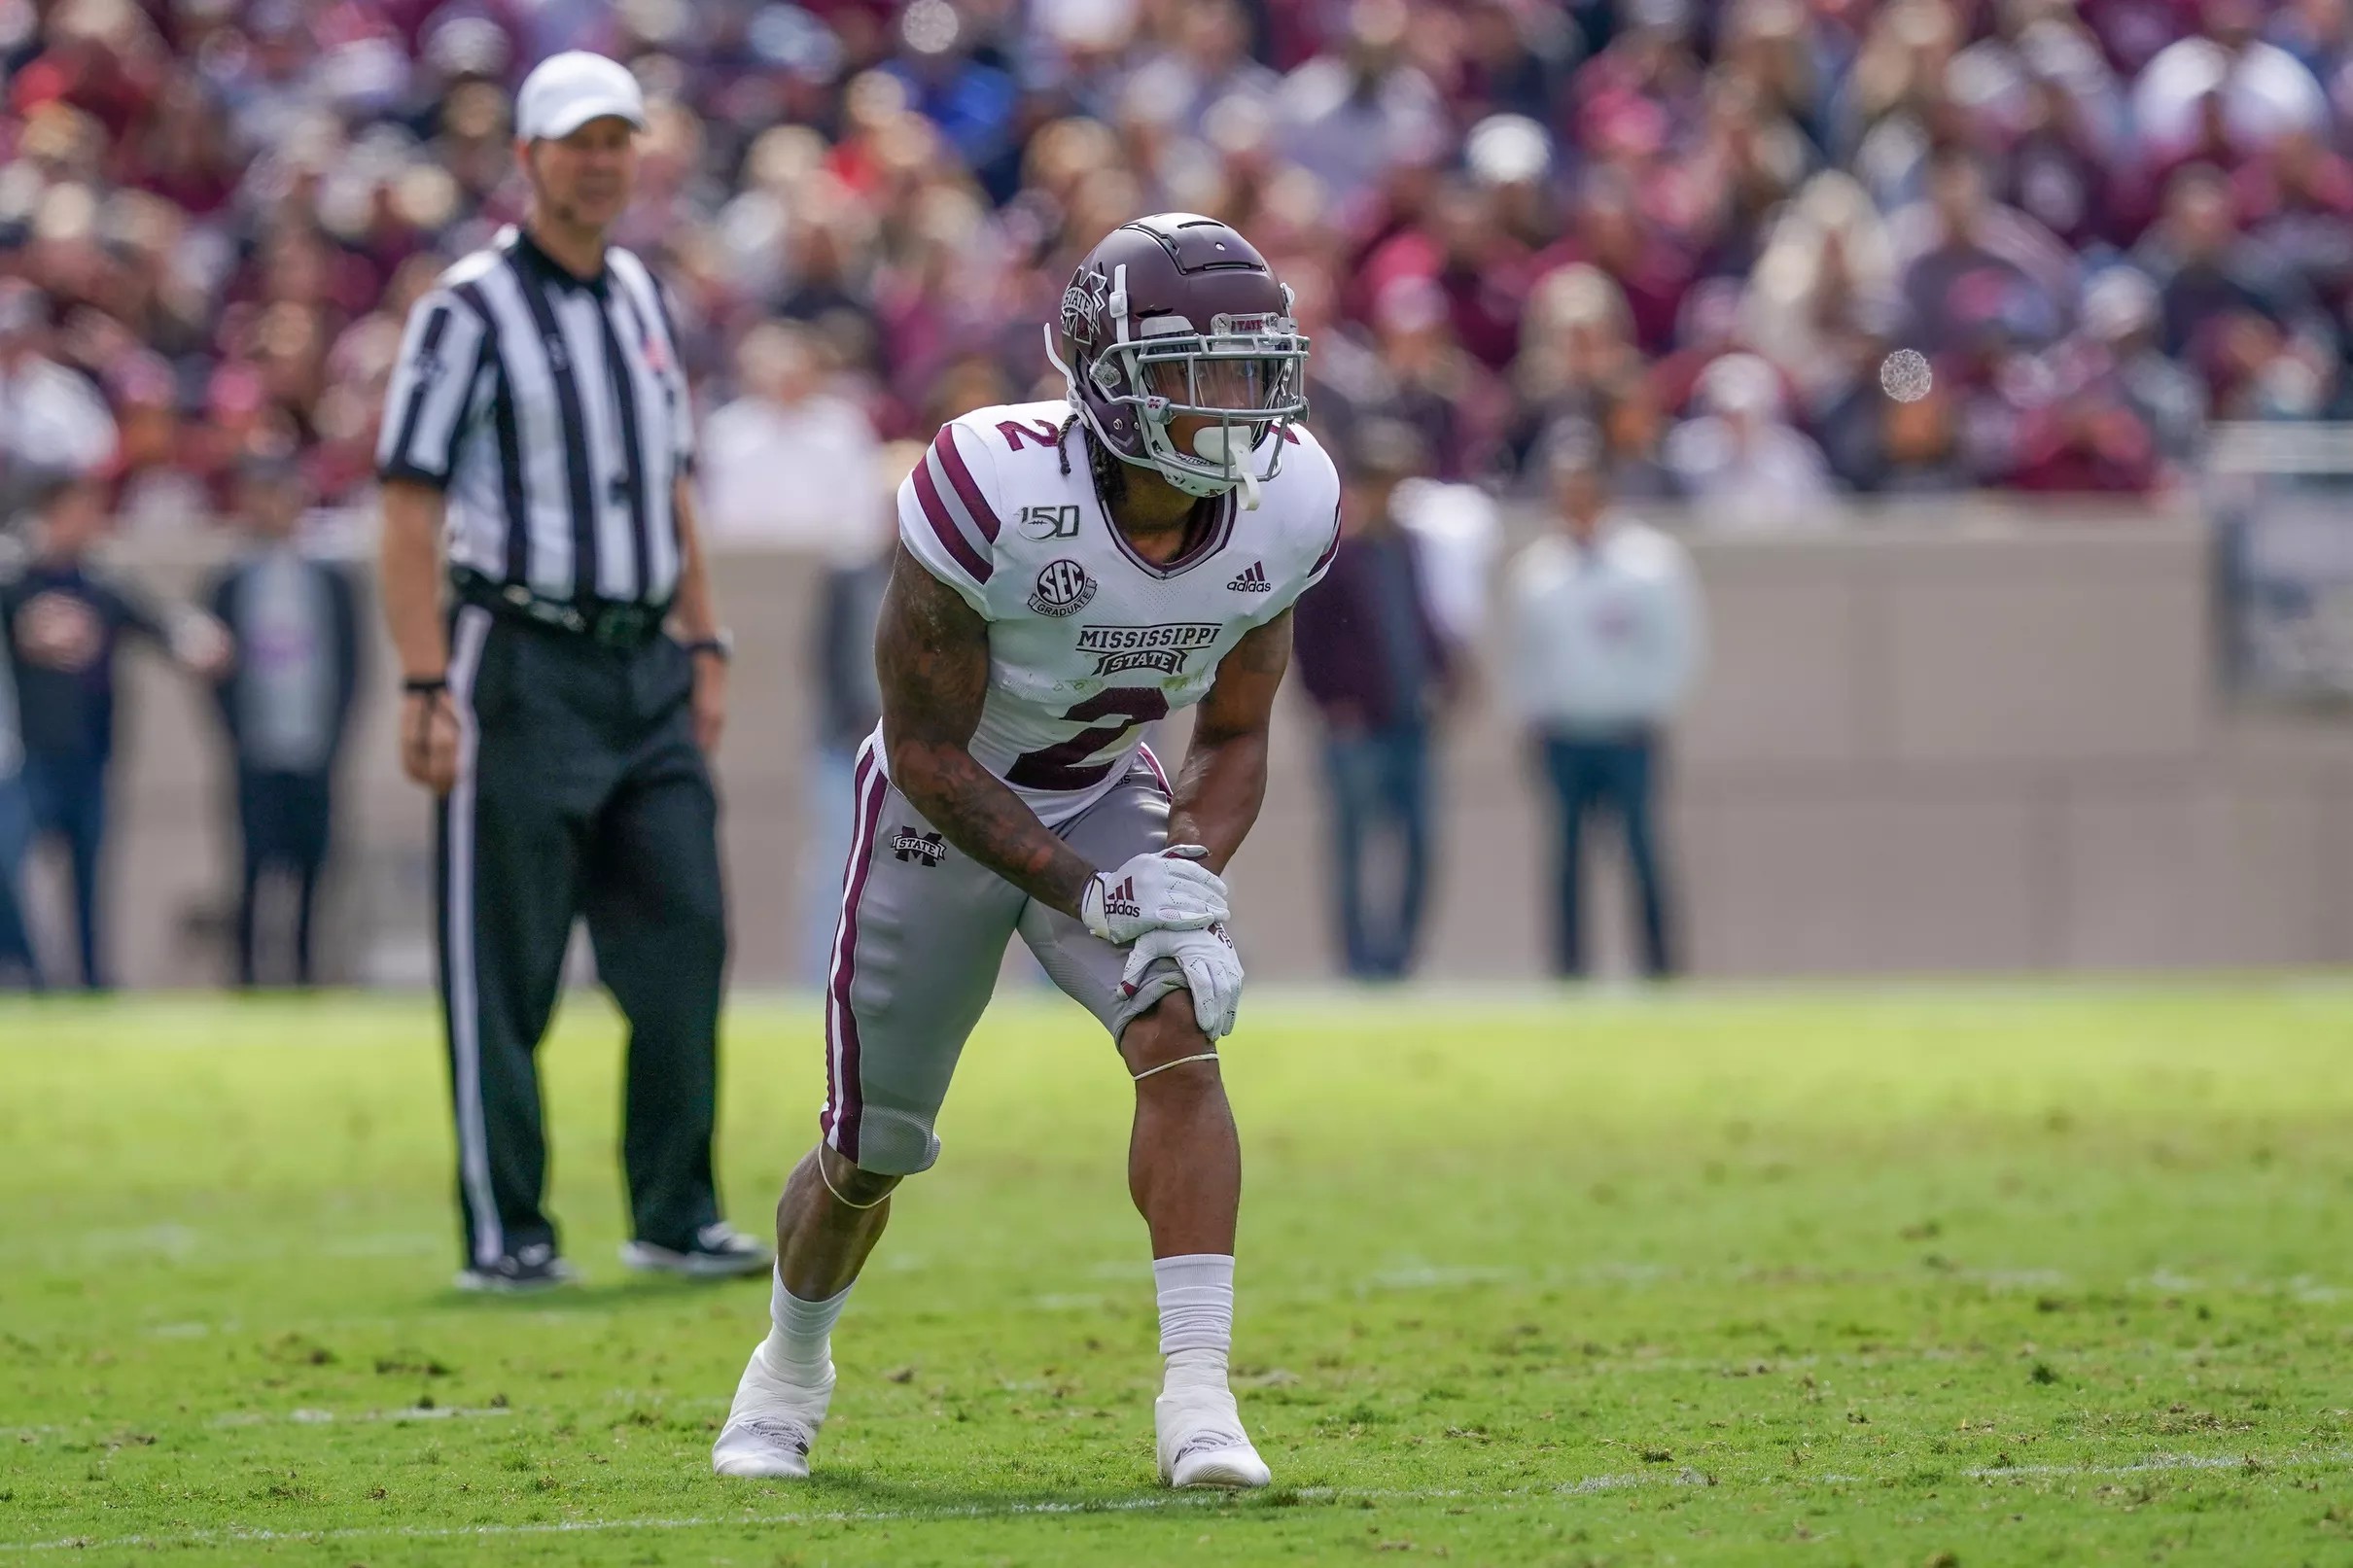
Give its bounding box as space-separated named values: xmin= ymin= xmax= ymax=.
xmin=1227 ymin=561 xmax=1274 ymax=593
xmin=1104 ymin=877 xmax=1141 ymax=921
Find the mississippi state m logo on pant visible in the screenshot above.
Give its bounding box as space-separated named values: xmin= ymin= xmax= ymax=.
xmin=890 ymin=828 xmax=945 ymax=867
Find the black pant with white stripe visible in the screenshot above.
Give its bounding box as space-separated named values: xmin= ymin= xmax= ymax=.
xmin=437 ymin=603 xmax=728 ymax=1271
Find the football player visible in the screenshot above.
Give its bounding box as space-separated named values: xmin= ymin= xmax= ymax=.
xmin=714 ymin=214 xmax=1341 ymax=1488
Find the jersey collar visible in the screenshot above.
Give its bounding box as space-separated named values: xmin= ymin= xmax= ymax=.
xmin=510 ymin=226 xmax=611 ymax=296
xmin=1099 ymin=487 xmax=1237 ymax=581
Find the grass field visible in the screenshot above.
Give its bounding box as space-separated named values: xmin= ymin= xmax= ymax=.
xmin=6 ymin=984 xmax=2353 ymax=1566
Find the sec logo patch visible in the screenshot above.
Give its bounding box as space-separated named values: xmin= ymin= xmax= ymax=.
xmin=1028 ymin=558 xmax=1098 ymax=618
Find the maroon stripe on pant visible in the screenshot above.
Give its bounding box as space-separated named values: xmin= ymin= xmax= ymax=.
xmin=824 ymin=747 xmax=888 ymax=1161
xmin=931 ymin=426 xmax=1003 ymax=541
xmin=911 ymin=456 xmax=993 ymax=584
xmin=1138 ymin=743 xmax=1173 ymax=800
xmin=818 ymin=747 xmax=867 ymax=1143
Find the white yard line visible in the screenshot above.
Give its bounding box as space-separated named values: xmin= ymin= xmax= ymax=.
xmin=0 ymin=1488 xmax=1379 ymax=1553
xmin=6 ymin=1451 xmax=2348 ymax=1555
xmin=208 ymin=1406 xmax=515 ymax=1428
xmin=1965 ymin=1449 xmax=2348 ymax=1481
xmin=11 ymin=1408 xmax=516 ymax=1446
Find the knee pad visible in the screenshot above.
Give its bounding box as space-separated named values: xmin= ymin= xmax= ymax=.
xmin=833 ymin=1104 xmax=941 ymax=1178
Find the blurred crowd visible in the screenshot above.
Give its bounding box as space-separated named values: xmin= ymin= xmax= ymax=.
xmin=9 ymin=0 xmax=2353 ymax=988
xmin=0 ymin=0 xmax=2350 ymax=539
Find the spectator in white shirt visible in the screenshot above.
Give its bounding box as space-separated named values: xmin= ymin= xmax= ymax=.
xmin=203 ymin=455 xmax=364 ymax=988
xmin=0 ymin=282 xmax=118 ymax=490
xmin=2133 ymin=0 xmax=2328 ymax=165
xmin=1664 ymin=351 xmax=1835 ymax=531
xmin=1278 ymin=0 xmax=1451 ymax=208
xmin=1505 ymin=427 xmax=1704 ymax=978
xmin=701 ymin=321 xmax=883 ymax=548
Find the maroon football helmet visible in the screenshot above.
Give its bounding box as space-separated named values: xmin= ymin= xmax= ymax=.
xmin=1047 ymin=213 xmax=1311 ymax=503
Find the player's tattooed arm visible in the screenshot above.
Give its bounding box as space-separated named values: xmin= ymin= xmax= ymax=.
xmin=876 ymin=544 xmax=1099 ymax=917
xmin=1168 ymin=609 xmax=1291 ymax=875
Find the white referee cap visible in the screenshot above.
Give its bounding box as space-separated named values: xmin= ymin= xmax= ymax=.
xmin=515 ymin=52 xmax=647 ymax=142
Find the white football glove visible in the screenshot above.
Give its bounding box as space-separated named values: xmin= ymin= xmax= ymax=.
xmin=1121 ymin=922 xmax=1244 ymax=1041
xmin=1081 ymin=845 xmax=1229 ymax=945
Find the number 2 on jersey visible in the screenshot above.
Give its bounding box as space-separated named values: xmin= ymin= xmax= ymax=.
xmin=1006 ymin=688 xmax=1171 ymax=791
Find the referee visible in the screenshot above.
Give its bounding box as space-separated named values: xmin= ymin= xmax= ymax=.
xmin=376 ymin=52 xmax=767 ymax=1292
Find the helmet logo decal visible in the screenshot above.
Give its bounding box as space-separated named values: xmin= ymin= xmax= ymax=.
xmin=1060 ymin=268 xmax=1108 ymax=347
xmin=1210 ymin=311 xmax=1289 ymax=336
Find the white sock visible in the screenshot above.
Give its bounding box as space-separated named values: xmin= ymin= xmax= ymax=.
xmin=1153 ymin=1253 xmax=1235 ymax=1393
xmin=762 ymin=1269 xmax=850 ymax=1386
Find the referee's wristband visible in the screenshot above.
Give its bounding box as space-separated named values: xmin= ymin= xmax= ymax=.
xmin=402 ymin=676 xmax=448 ymax=697
xmin=683 ymin=631 xmax=734 ymax=664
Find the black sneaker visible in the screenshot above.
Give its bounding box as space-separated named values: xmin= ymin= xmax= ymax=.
xmin=454 ymin=1241 xmax=579 ymax=1294
xmin=619 ymin=1222 xmax=772 ymax=1280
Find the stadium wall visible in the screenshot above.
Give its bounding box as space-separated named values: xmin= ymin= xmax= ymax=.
xmin=66 ymin=503 xmax=2353 ymax=989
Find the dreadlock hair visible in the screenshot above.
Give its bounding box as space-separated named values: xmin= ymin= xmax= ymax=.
xmin=1055 ymin=406 xmax=1129 ymax=508
xmin=1088 ymin=428 xmax=1129 ymax=508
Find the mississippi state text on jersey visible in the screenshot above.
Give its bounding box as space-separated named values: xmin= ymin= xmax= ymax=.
xmin=891 ymin=399 xmax=1341 ymax=825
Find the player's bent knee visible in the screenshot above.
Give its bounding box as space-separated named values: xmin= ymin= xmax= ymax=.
xmin=1119 ymin=993 xmax=1217 ymax=1083
xmin=812 ymin=1144 xmax=903 ymax=1207
xmin=833 ymin=1102 xmax=944 ymax=1178
xmin=1129 ymin=989 xmax=1212 ymax=1048
xmin=1131 ymin=1056 xmax=1221 ymax=1100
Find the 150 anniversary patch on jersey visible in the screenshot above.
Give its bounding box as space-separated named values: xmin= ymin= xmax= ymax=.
xmin=1076 ymin=622 xmax=1221 ymax=677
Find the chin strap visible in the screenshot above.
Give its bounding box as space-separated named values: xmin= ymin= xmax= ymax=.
xmin=1212 ymin=418 xmax=1262 ymax=509
xmin=1048 ymin=322 xmax=1269 ymax=507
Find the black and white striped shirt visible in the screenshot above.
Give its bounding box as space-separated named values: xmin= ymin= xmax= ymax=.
xmin=376 ymin=226 xmax=694 ymax=607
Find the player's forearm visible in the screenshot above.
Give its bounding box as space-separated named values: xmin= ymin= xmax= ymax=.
xmin=669 ymin=477 xmax=720 ymax=642
xmin=885 ymin=733 xmax=1098 ymax=916
xmin=1167 ymin=727 xmax=1269 ymax=876
xmin=1168 ymin=610 xmax=1288 ymax=874
xmin=380 ymin=481 xmax=449 ymax=678
xmin=876 ymin=542 xmax=1098 ymax=916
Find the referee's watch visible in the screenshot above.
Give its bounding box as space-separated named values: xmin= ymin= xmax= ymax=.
xmin=684 ymin=630 xmax=734 ymax=664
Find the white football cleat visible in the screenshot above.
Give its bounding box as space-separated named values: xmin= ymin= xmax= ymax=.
xmin=1155 ymin=1386 xmax=1271 ymax=1488
xmin=712 ymin=1342 xmax=833 ymax=1480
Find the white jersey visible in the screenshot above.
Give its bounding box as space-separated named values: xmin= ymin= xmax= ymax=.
xmin=889 ymin=398 xmax=1341 ymax=825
